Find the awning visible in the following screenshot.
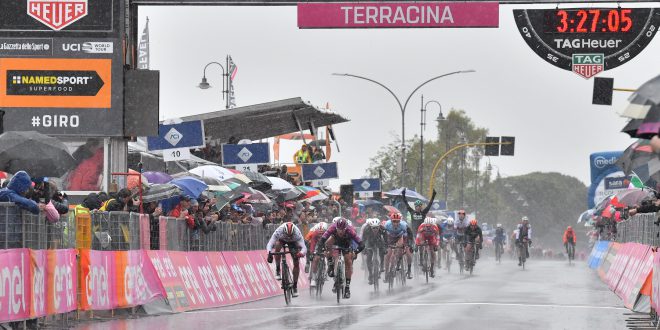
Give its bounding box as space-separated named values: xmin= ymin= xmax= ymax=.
xmin=178 ymin=97 xmax=349 ymax=144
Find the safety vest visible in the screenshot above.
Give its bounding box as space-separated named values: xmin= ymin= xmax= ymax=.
xmin=294 ymin=150 xmax=310 ymax=164
xmin=99 ymin=199 xmax=115 ymax=212
xmin=74 ymin=204 xmax=90 ymax=215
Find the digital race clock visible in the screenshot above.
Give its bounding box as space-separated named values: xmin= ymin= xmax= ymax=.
xmin=513 ymin=8 xmax=660 ymax=79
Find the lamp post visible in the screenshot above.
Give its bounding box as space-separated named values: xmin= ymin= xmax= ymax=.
xmin=420 ymin=95 xmax=444 ymax=194
xmin=198 ymin=61 xmax=229 ymax=109
xmin=332 ymin=70 xmax=475 ymax=188
xmin=458 ymin=128 xmax=467 ymax=207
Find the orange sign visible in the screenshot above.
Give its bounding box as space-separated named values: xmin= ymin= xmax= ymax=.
xmin=0 ymin=58 xmax=111 ymax=108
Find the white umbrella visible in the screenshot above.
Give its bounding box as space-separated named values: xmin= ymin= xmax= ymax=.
xmin=190 ymin=165 xmax=236 ymax=181
xmin=266 ymin=176 xmax=296 ymax=191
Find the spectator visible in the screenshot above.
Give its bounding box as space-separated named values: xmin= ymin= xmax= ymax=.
xmin=0 ymin=171 xmax=42 ymax=214
xmin=293 ymin=144 xmax=312 ymax=164
xmin=169 ymin=195 xmax=192 ymax=218
xmin=312 ymin=145 xmax=326 ymax=162
xmin=103 ymin=188 xmax=133 ymax=212
xmin=143 ymin=201 xmax=163 ymax=250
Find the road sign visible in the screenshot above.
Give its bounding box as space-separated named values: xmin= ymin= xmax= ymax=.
xmin=311 ymin=179 xmax=330 ymax=188
xmin=301 ymin=162 xmax=338 ymax=181
xmin=235 ymin=164 xmax=259 ymax=172
xmin=351 ymin=178 xmax=381 ymax=192
xmin=222 ymin=143 xmax=270 ymax=165
xmin=147 ymin=120 xmax=205 ymax=151
xmin=513 ymin=8 xmax=660 ymax=79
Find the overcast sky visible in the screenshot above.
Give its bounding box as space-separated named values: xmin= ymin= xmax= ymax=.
xmin=138 ymin=3 xmax=660 ymax=189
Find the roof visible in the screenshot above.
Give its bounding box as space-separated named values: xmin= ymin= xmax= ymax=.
xmin=178 ymin=97 xmax=349 ymax=144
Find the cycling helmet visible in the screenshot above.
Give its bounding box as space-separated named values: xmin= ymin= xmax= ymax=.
xmin=318 ymin=222 xmax=328 ymax=231
xmin=522 ymin=216 xmax=529 ymax=222
xmin=284 ymin=222 xmax=295 ymax=236
xmin=367 ymin=218 xmax=380 ymax=227
xmin=414 ymin=200 xmax=423 ymax=207
xmin=567 ymin=225 xmax=572 ymax=230
xmin=336 ymin=218 xmax=348 ymax=230
xmin=469 ymin=219 xmax=478 ymax=226
xmin=390 ymin=212 xmax=402 ymax=221
xmin=446 ymin=217 xmax=455 ymax=226
xmin=332 ymin=216 xmax=342 ymax=223
xmin=496 ymin=223 xmax=502 ymax=228
xmin=424 ymin=217 xmax=437 ymax=225
xmin=458 ymin=209 xmax=466 ymax=215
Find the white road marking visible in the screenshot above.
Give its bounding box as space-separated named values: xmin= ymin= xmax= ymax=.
xmin=186 ymin=301 xmax=627 ymax=314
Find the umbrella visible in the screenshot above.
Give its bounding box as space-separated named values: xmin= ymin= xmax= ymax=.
xmin=171 ymin=176 xmax=208 ymax=198
xmin=383 ymin=205 xmax=401 ymax=215
xmin=246 ymin=190 xmax=272 ymax=204
xmin=143 ymin=171 xmax=173 ymax=184
xmin=189 ymin=165 xmax=236 ymax=181
xmin=636 ymin=103 xmax=660 ymax=139
xmin=632 ymin=155 xmax=660 ymax=188
xmin=269 ymin=188 xmax=304 ymax=203
xmin=612 ymin=189 xmax=654 ymax=207
xmin=242 ymin=171 xmax=272 ymax=191
xmin=233 ymin=173 xmax=252 ymax=184
xmin=267 ymin=176 xmax=296 ymax=191
xmin=577 ymin=209 xmax=594 ymax=224
xmin=621 ymin=95 xmax=652 ymax=119
xmin=616 ymin=139 xmax=652 ymax=175
xmin=0 ymin=131 xmax=76 ymax=177
xmin=127 ymin=169 xmax=148 ymax=190
xmin=384 ymin=187 xmax=429 ymax=202
xmin=142 ymin=183 xmax=181 ymax=203
xmin=199 ymin=176 xmax=222 ymax=186
xmin=631 ymin=74 xmax=660 ymax=105
xmin=621 ymin=119 xmax=643 ymax=138
xmin=223 ymin=177 xmax=253 ymax=194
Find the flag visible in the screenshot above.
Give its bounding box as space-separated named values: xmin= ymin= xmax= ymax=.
xmin=227 ymin=55 xmax=238 ymax=108
xmin=137 ymin=18 xmax=150 ymax=70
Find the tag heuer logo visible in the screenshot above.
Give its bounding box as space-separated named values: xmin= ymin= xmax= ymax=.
xmin=572 ymin=54 xmax=604 ymax=79
xmin=28 ymin=0 xmax=88 ymax=31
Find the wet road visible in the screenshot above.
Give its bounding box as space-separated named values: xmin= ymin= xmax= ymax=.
xmin=75 ymin=256 xmax=627 ymax=330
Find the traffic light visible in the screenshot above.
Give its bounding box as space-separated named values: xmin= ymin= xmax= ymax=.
xmin=501 ymin=136 xmax=515 ymax=156
xmin=485 ymin=137 xmax=500 ymax=156
xmin=593 ymin=77 xmax=614 ymax=105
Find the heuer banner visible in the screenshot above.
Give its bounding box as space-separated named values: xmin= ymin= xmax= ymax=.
xmin=0 ymin=0 xmax=124 ymax=136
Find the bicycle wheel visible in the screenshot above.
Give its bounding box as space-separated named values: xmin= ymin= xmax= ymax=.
xmin=445 ymin=249 xmax=451 ymax=273
xmin=317 ymin=259 xmax=326 ymax=297
xmin=372 ymin=250 xmax=380 ymax=292
xmin=282 ymin=261 xmax=292 ymax=305
xmin=335 ymin=258 xmax=343 ymax=303
xmin=423 ymin=248 xmax=429 ymax=283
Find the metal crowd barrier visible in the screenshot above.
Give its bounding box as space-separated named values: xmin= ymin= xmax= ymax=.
xmin=0 ymin=202 xmax=75 ymax=250
xmin=616 ymin=213 xmax=660 ymax=246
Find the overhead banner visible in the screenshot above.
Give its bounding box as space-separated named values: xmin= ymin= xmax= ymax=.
xmin=298 ymin=2 xmax=499 ymax=29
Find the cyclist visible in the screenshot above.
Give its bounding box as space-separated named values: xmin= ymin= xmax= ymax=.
xmin=454 ymin=210 xmax=469 ymax=258
xmin=401 ymin=188 xmax=437 ymax=235
xmin=266 ymin=222 xmax=306 ymax=297
xmin=442 ymin=217 xmax=458 ymax=257
xmin=516 ymin=216 xmax=533 ymax=266
xmin=317 ymin=218 xmax=365 ymax=299
xmin=563 ymin=225 xmax=576 ymax=257
xmin=493 ymin=223 xmax=506 ymax=254
xmin=383 ymin=212 xmax=409 ymax=282
xmin=362 ymin=218 xmax=387 ymax=285
xmin=306 ymin=222 xmax=328 ymax=287
xmin=465 ymin=219 xmax=483 ymax=260
xmin=415 ymin=217 xmax=441 ymax=277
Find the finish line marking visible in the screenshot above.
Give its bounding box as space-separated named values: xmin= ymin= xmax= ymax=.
xmin=188 ymin=302 xmax=628 ymax=314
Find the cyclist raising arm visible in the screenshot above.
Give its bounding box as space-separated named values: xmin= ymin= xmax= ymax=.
xmin=401 ymin=188 xmax=437 ymax=235
xmin=266 ymin=222 xmax=306 ymax=297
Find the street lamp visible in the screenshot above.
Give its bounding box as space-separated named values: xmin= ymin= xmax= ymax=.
xmin=198 ymin=61 xmax=229 ymax=109
xmin=332 ymin=70 xmax=475 ymax=189
xmin=420 ymin=95 xmax=445 ymax=194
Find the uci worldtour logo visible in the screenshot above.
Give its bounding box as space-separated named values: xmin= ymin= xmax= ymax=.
xmin=594 ymin=156 xmax=618 ymax=169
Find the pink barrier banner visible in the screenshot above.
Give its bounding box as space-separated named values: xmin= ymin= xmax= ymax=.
xmin=605 ymin=243 xmax=632 ymax=291
xmin=652 ymin=251 xmax=660 ymax=312
xmin=0 ymin=249 xmax=31 ymax=322
xmin=599 ymin=242 xmax=620 ymax=281
xmin=614 ymin=243 xmax=653 ymax=309
xmin=298 ymin=2 xmax=499 ymax=29
xmin=79 ymin=250 xmax=164 ymax=311
xmin=33 ymin=249 xmax=78 ymax=316
xmin=139 ymin=214 xmax=151 ymax=250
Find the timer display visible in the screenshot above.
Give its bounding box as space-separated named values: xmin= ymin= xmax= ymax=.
xmin=545 ymin=9 xmax=633 ymax=33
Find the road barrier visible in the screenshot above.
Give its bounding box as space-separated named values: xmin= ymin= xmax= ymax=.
xmin=616 ymin=213 xmax=659 ymax=246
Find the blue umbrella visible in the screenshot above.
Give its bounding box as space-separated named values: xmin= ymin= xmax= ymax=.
xmin=170 ymin=176 xmax=208 ymax=199
xmin=384 ymin=187 xmax=429 ymax=202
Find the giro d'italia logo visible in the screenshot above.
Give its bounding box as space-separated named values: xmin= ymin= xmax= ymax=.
xmin=27 ymin=0 xmax=88 ymax=31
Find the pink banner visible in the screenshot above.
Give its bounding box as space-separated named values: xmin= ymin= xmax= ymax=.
xmin=0 ymin=249 xmax=31 ymax=322
xmin=80 ymin=250 xmax=164 ymax=311
xmin=139 ymin=214 xmax=151 ymax=250
xmin=614 ymin=243 xmax=652 ymax=308
xmin=298 ymin=2 xmax=499 ymax=29
xmin=606 ymin=243 xmax=632 ymax=291
xmin=42 ymin=249 xmax=77 ymax=316
xmin=653 ymin=251 xmax=660 ymax=312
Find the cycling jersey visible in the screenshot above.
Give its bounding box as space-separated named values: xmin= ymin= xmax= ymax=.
xmin=494 ymin=228 xmax=506 ymax=243
xmin=563 ymin=230 xmax=576 ymax=244
xmin=266 ymin=223 xmax=307 ymax=255
xmin=465 ymin=225 xmax=483 ymax=244
xmin=320 ymin=223 xmax=362 ymax=250
xmin=415 ymin=223 xmax=441 ymax=247
xmin=455 ymin=216 xmax=469 ymax=233
xmin=383 ymin=220 xmax=408 ymax=245
xmin=362 ymin=226 xmax=387 ymax=249
xmin=305 ymin=229 xmax=325 ymax=254
xmin=516 ymin=224 xmax=532 ymax=240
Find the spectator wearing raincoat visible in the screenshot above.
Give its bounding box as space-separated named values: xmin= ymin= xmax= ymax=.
xmin=0 ymin=171 xmax=45 ymax=249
